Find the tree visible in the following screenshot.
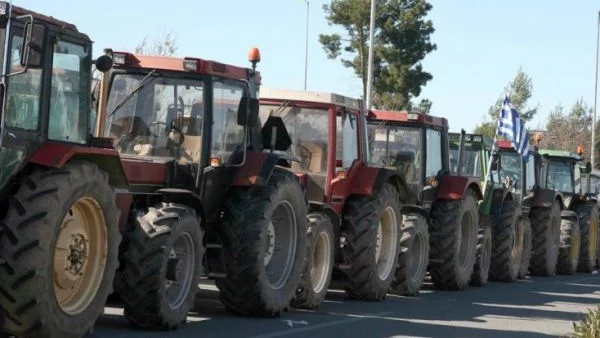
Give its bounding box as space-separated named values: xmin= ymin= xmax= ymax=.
xmin=473 ymin=68 xmax=538 ymax=137
xmin=542 ymin=98 xmax=593 ymax=161
xmin=135 ymin=32 xmax=178 ymax=56
xmin=319 ymin=0 xmax=436 ymax=111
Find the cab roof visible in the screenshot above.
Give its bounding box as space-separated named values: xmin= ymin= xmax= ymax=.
xmin=10 ymin=4 xmax=89 ymax=41
xmin=366 ymin=110 xmax=448 ymax=129
xmin=538 ymin=149 xmax=583 ymax=161
xmin=259 ymin=87 xmax=363 ymax=111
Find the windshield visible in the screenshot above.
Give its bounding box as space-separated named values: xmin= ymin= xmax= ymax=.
xmin=105 ymin=73 xmax=204 ymax=161
xmin=449 ymin=146 xmax=483 ymax=178
xmin=498 ymin=151 xmax=521 ymax=190
xmin=546 ymin=159 xmax=574 ymax=193
xmin=580 ymin=174 xmax=600 ymax=195
xmin=258 ymin=104 xmax=329 ymax=174
xmin=368 ymin=123 xmax=421 ymax=184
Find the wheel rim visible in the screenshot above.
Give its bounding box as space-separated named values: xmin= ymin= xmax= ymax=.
xmin=408 ymin=231 xmax=426 ymax=282
xmin=571 ymin=229 xmax=580 ymax=267
xmin=264 ymin=201 xmax=297 ymax=290
xmin=458 ymin=212 xmax=475 ymax=269
xmin=165 ymin=232 xmax=196 ymax=310
xmin=590 ymin=215 xmax=598 ymax=261
xmin=375 ymin=207 xmax=398 ymax=280
xmin=311 ymin=231 xmax=332 ymax=294
xmin=53 ymin=197 xmax=107 ymax=315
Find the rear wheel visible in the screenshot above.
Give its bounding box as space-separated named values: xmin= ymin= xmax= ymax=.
xmin=291 ymin=213 xmax=335 ymax=309
xmin=528 ymin=202 xmax=561 ymax=276
xmin=429 ymin=190 xmax=479 ymax=290
xmin=118 ymin=203 xmax=204 ymax=330
xmin=574 ymin=202 xmax=599 ymax=272
xmin=518 ymin=218 xmax=532 ymax=279
xmin=391 ymin=214 xmax=430 ymax=296
xmin=0 ymin=161 xmax=120 ymax=338
xmin=216 ymin=169 xmax=307 ymax=316
xmin=341 ymin=183 xmax=401 ymax=301
xmin=489 ymin=200 xmax=523 ymax=282
xmin=557 ymin=218 xmax=581 ymax=275
xmin=470 ymin=221 xmax=492 ymax=287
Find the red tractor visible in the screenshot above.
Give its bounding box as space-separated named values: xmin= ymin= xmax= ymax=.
xmin=365 ymin=110 xmax=484 ymax=291
xmin=259 ymin=88 xmax=435 ymax=309
xmin=93 ymin=50 xmax=308 ymax=329
xmin=0 ymin=3 xmax=123 ymax=337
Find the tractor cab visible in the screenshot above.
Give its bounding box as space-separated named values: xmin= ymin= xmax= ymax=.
xmin=365 ymin=110 xmax=452 ymax=208
xmin=537 ymin=149 xmax=589 ymax=206
xmin=448 ymin=132 xmax=491 ymax=179
xmin=0 ymin=2 xmax=114 ymax=194
xmin=94 ymin=48 xmax=274 ymax=222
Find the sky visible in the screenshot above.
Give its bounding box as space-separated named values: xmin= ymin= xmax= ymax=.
xmin=16 ymin=0 xmax=600 ymax=133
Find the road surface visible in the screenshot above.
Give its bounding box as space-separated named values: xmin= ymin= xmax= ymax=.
xmin=94 ymin=272 xmax=600 ymax=338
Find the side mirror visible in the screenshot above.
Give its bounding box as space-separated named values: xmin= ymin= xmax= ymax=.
xmin=20 ymin=22 xmax=45 ymax=69
xmin=237 ymin=95 xmax=259 ymax=127
xmin=95 ymin=55 xmax=113 ymax=73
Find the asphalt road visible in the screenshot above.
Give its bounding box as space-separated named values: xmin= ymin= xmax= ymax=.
xmin=93 ymin=272 xmax=600 ymax=338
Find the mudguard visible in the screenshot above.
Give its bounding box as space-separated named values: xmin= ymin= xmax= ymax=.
xmin=29 ymin=141 xmax=128 ymax=187
xmin=560 ymin=209 xmax=578 ymax=222
xmin=436 ymin=174 xmax=483 ymax=200
xmin=231 ymin=151 xmax=282 ymax=186
xmin=400 ymin=204 xmax=429 ymax=220
xmin=308 ymin=201 xmax=340 ymax=226
xmin=156 ymin=188 xmax=206 ymax=223
xmin=349 ymin=164 xmax=410 ymax=201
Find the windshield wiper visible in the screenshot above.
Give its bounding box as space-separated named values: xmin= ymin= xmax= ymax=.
xmin=108 ymin=70 xmax=158 ymax=117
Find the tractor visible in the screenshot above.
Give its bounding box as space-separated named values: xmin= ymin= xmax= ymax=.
xmin=578 ymin=166 xmax=600 ymax=268
xmin=449 ymin=132 xmax=528 ymax=285
xmin=537 ymin=147 xmax=598 ymax=274
xmin=365 ymin=110 xmax=483 ymax=292
xmin=93 ymin=49 xmax=308 ymax=329
xmin=258 ymin=88 xmax=425 ymax=307
xmin=0 ymin=3 xmax=123 ymax=337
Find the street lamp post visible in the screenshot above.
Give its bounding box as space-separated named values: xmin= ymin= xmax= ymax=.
xmin=365 ymin=0 xmax=376 ymax=110
xmin=304 ymin=0 xmax=309 ymax=90
xmin=593 ymin=10 xmax=600 ymax=166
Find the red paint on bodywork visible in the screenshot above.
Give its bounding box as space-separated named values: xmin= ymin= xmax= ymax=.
xmin=115 ymin=192 xmax=133 ymax=232
xmin=232 ymin=152 xmax=268 ymax=186
xmin=328 ymin=161 xmax=378 ymax=214
xmin=368 ymin=110 xmax=448 ymax=129
xmin=497 ymin=140 xmax=514 ymax=150
xmin=437 ymin=174 xmax=483 ymax=200
xmin=120 ymin=159 xmax=168 ymax=185
xmin=29 ymin=141 xmax=120 ymax=168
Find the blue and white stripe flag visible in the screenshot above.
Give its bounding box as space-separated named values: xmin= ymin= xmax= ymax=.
xmin=497 ymin=95 xmax=530 ymax=162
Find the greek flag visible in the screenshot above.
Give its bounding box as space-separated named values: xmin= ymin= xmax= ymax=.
xmin=497 ymin=95 xmax=530 ymax=162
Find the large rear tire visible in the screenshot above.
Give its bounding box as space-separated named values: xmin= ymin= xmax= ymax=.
xmin=518 ymin=217 xmax=532 ymax=279
xmin=118 ymin=203 xmax=204 ymax=330
xmin=216 ymin=169 xmax=308 ymax=316
xmin=341 ymin=183 xmax=401 ymax=301
xmin=573 ymin=202 xmax=599 ymax=272
xmin=290 ymin=213 xmax=335 ymax=309
xmin=391 ymin=213 xmax=430 ymax=296
xmin=556 ymin=218 xmax=581 ymax=275
xmin=489 ymin=200 xmax=523 ymax=282
xmin=470 ymin=221 xmax=492 ymax=287
xmin=528 ymin=201 xmax=561 ymax=276
xmin=0 ymin=161 xmax=120 ymax=338
xmin=429 ymin=190 xmax=479 ymax=290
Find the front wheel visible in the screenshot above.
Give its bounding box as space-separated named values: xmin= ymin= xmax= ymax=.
xmin=470 ymin=221 xmax=492 ymax=287
xmin=291 ymin=213 xmax=335 ymax=309
xmin=489 ymin=200 xmax=523 ymax=282
xmin=556 ymin=218 xmax=581 ymax=275
xmin=574 ymin=202 xmax=599 ymax=272
xmin=0 ymin=161 xmax=121 ymax=338
xmin=518 ymin=217 xmax=532 ymax=279
xmin=216 ymin=169 xmax=308 ymax=317
xmin=391 ymin=213 xmax=430 ymax=296
xmin=118 ymin=203 xmax=204 ymax=330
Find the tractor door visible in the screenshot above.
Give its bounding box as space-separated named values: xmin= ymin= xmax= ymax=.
xmin=199 ymin=79 xmax=248 ymax=222
xmin=420 ymin=126 xmax=446 ymax=211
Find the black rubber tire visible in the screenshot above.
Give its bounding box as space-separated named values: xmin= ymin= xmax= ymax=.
xmin=528 ymin=201 xmax=561 ymax=276
xmin=215 ymin=169 xmax=308 ymax=317
xmin=489 ymin=199 xmax=522 ymax=282
xmin=556 ymin=218 xmax=581 ymax=275
xmin=573 ymin=202 xmax=599 ymax=272
xmin=290 ymin=213 xmax=335 ymax=310
xmin=391 ymin=213 xmax=430 ymax=296
xmin=429 ymin=190 xmax=479 ymax=290
xmin=470 ymin=221 xmax=492 ymax=287
xmin=341 ymin=183 xmax=402 ymax=301
xmin=118 ymin=203 xmax=204 ymax=330
xmin=518 ymin=217 xmax=532 ymax=279
xmin=0 ymin=161 xmax=121 ymax=338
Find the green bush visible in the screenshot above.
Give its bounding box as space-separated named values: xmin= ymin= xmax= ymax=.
xmin=571 ymin=305 xmax=600 ymax=338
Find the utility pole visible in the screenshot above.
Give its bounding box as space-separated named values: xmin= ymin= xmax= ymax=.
xmin=365 ymin=0 xmax=376 ymax=109
xmin=304 ymin=0 xmax=309 ymax=90
xmin=593 ymin=10 xmax=600 ymax=166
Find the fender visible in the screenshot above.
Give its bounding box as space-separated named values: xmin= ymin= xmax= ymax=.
xmin=400 ymin=204 xmax=429 ymax=220
xmin=560 ymin=209 xmax=578 ymax=222
xmin=437 ymin=174 xmax=483 ymax=201
xmin=231 ymin=151 xmax=281 ymax=187
xmin=528 ymin=187 xmax=561 ymax=209
xmin=308 ymin=201 xmax=340 ymax=227
xmin=350 ymin=165 xmax=409 ymax=201
xmin=29 ymin=141 xmax=128 ymax=187
xmin=156 ymin=188 xmax=206 ymax=225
